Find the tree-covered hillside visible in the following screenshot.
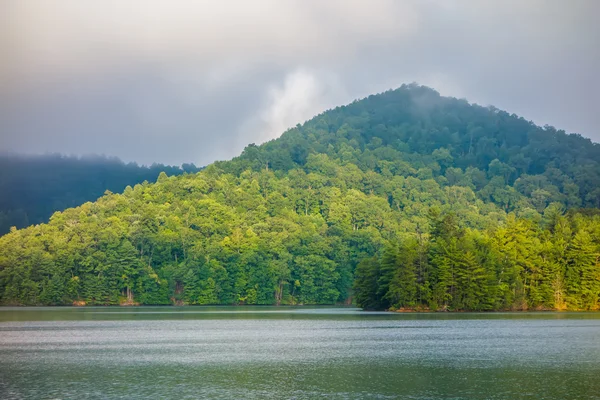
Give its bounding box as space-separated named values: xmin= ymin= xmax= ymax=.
xmin=226 ymin=84 xmax=600 ymax=210
xmin=0 ymin=153 xmax=199 ymax=234
xmin=1 ymin=85 xmax=599 ymax=310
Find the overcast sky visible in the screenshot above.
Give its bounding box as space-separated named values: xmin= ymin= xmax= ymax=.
xmin=1 ymin=0 xmax=598 ymax=166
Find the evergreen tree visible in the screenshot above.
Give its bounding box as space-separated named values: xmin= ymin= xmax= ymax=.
xmin=566 ymin=232 xmax=600 ymax=310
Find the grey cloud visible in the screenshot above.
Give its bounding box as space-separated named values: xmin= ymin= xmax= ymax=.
xmin=0 ymin=0 xmax=598 ymax=166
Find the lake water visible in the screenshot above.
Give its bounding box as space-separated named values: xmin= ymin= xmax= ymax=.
xmin=1 ymin=307 xmax=599 ymax=399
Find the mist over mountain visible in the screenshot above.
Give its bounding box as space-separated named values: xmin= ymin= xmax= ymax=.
xmin=0 ymin=153 xmax=200 ymax=234
xmin=1 ymin=85 xmax=599 ymax=310
xmin=2 ymin=1 xmax=599 ymax=166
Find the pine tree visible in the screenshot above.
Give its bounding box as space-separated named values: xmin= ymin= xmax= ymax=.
xmin=353 ymin=257 xmax=383 ymax=310
xmin=377 ymin=244 xmax=398 ymax=309
xmin=454 ymin=248 xmax=487 ymax=310
xmin=386 ymin=240 xmax=418 ymax=309
xmin=566 ymin=231 xmax=600 ymax=310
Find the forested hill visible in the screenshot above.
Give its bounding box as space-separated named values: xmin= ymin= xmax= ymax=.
xmin=1 ymin=84 xmax=599 ymax=310
xmin=0 ymin=154 xmax=200 ymax=235
xmin=226 ymin=84 xmax=600 ymax=209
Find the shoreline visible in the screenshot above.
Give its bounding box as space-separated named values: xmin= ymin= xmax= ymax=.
xmin=0 ymin=304 xmax=596 ymax=312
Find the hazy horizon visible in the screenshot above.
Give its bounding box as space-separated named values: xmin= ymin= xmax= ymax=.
xmin=2 ymin=84 xmax=598 ymax=167
xmin=1 ymin=0 xmax=599 ymax=166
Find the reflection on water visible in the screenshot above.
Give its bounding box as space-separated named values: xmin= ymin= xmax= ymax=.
xmin=1 ymin=308 xmax=599 ymax=399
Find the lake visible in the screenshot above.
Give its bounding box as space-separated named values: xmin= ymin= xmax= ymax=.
xmin=1 ymin=307 xmax=599 ymax=399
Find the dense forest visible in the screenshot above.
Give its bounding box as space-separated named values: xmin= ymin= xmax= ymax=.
xmin=1 ymin=84 xmax=599 ymax=310
xmin=0 ymin=153 xmax=199 ymax=234
xmin=355 ymin=210 xmax=600 ymax=311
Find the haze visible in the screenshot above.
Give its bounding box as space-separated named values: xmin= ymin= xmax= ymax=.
xmin=1 ymin=0 xmax=598 ymax=166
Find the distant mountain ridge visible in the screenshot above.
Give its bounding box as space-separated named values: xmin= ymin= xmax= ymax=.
xmin=0 ymin=153 xmax=200 ymax=234
xmin=1 ymin=84 xmax=598 ymax=310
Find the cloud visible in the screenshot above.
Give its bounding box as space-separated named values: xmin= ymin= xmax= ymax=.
xmin=256 ymin=69 xmax=346 ymax=143
xmin=0 ymin=0 xmax=417 ymax=88
xmin=0 ymin=0 xmax=598 ymax=165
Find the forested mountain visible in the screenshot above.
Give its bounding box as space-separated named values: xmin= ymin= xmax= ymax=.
xmin=1 ymin=84 xmax=599 ymax=310
xmin=0 ymin=153 xmax=200 ymax=234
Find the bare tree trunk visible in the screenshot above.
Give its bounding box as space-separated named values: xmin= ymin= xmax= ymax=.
xmin=127 ymin=286 xmax=133 ymax=303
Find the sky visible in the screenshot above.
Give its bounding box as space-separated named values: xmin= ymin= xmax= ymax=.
xmin=1 ymin=0 xmax=599 ymax=166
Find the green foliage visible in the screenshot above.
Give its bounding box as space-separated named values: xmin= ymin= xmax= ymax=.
xmin=1 ymin=85 xmax=599 ymax=309
xmin=353 ymin=258 xmax=383 ymax=310
xmin=0 ymin=154 xmax=199 ymax=234
xmin=358 ymin=211 xmax=600 ymax=311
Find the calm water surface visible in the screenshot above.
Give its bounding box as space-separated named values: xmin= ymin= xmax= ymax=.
xmin=1 ymin=307 xmax=599 ymax=399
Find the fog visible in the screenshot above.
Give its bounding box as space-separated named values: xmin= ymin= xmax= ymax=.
xmin=1 ymin=0 xmax=598 ymax=165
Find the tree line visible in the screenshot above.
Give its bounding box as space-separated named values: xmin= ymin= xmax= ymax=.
xmin=0 ymin=85 xmax=598 ymax=309
xmin=355 ymin=209 xmax=600 ymax=311
xmin=0 ymin=153 xmax=199 ymax=235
